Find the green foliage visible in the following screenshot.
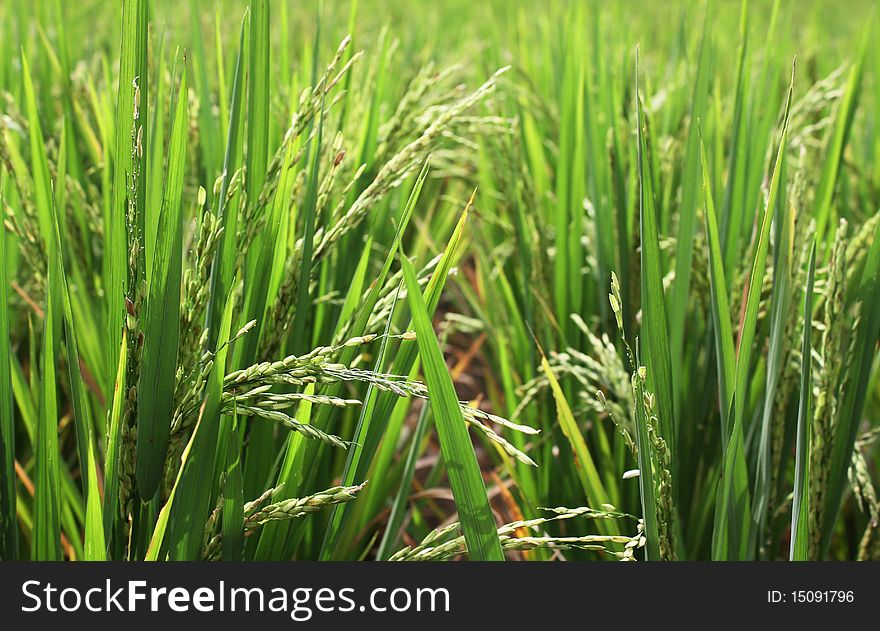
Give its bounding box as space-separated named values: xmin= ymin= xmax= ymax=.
xmin=1 ymin=0 xmax=878 ymax=561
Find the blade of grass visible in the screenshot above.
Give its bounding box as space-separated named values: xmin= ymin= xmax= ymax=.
xmin=235 ymin=137 xmax=297 ymax=367
xmin=539 ymin=348 xmax=614 ymax=537
xmin=246 ymin=0 xmax=270 ymax=205
xmin=699 ymin=134 xmax=735 ymax=439
xmin=102 ymin=333 xmax=128 ymax=554
xmin=401 ymin=254 xmax=504 ymax=561
xmin=339 ymin=189 xmax=483 ymax=546
xmin=205 ymin=12 xmax=247 ymax=350
xmin=814 ymin=25 xmax=868 ymax=243
xmin=20 ymin=52 xmax=53 ymax=253
xmin=790 ymin=241 xmax=816 ymax=561
xmin=376 ymin=397 xmax=431 ymax=560
xmin=222 ymin=411 xmax=244 ymax=560
xmin=319 ymin=284 xmax=400 ymax=560
xmin=135 ymin=61 xmax=188 ymax=500
xmin=189 ymin=0 xmax=221 ymax=183
xmin=713 ymin=62 xmax=794 ymax=561
xmin=166 ymin=289 xmax=237 ymax=560
xmin=82 ymin=440 xmax=106 ymax=560
xmin=106 ymin=0 xmax=148 ymax=396
xmin=145 ymin=39 xmax=167 ymax=276
xmin=0 ymin=219 xmax=16 ymax=559
xmin=720 ymin=1 xmax=750 ymax=279
xmin=669 ymin=23 xmax=712 ymax=415
xmin=289 ymin=99 xmax=324 ymax=355
xmin=635 ymin=48 xmax=676 ymax=468
xmin=144 ymin=398 xmax=205 ymax=561
xmin=34 ymin=215 xmax=62 ymax=560
xmin=251 ymin=384 xmax=316 ymax=560
xmin=255 ymin=164 xmax=428 ymax=561
xmin=51 ymin=191 xmax=106 ymax=560
xmin=319 ymin=170 xmax=436 ymax=560
xmin=751 ymin=150 xmax=794 ymax=554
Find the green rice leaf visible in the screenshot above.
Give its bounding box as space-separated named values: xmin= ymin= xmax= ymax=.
xmin=401 ymin=253 xmax=504 ymax=561
xmin=246 ymin=0 xmax=270 ymax=203
xmin=167 ymin=292 xmax=236 ymax=560
xmin=34 ymin=214 xmax=62 ymax=560
xmin=205 ymin=13 xmax=247 ymax=350
xmin=50 ymin=191 xmax=106 ymax=560
xmin=289 ymin=100 xmax=324 ymax=355
xmin=102 ymin=333 xmax=128 ymax=552
xmin=713 ymin=62 xmax=794 ymax=561
xmin=20 ymin=53 xmax=54 ymax=253
xmin=221 ymin=411 xmax=244 ymax=561
xmin=635 ymin=49 xmax=676 ymax=468
xmin=790 ymin=241 xmax=816 ymax=561
xmin=539 ymin=351 xmax=613 ymax=536
xmin=106 ymin=0 xmax=148 ymax=396
xmin=319 ymin=285 xmax=400 ymax=560
xmin=751 ymin=148 xmax=795 ymax=554
xmin=813 ymin=26 xmax=868 ymax=243
xmin=135 ymin=61 xmax=188 ymax=500
xmin=669 ymin=24 xmax=712 ymax=408
xmin=0 ymin=217 xmax=17 ymax=559
xmin=699 ymin=135 xmax=735 ymax=437
xmin=376 ymin=396 xmax=431 ymax=560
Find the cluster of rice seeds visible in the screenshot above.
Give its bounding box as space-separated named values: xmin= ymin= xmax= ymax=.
xmin=853 ymin=427 xmax=880 ymax=559
xmin=118 ymin=76 xmax=148 ymax=533
xmin=389 ymin=505 xmax=643 ymax=561
xmin=238 ymin=38 xmax=362 ymax=257
xmin=176 ymin=189 xmax=221 ymax=388
xmin=223 ymin=332 xmax=538 ymax=466
xmin=515 ymin=312 xmax=634 ymax=451
xmin=258 ymin=67 xmax=509 ymax=360
xmin=604 ymin=270 xmax=678 ymax=559
xmin=314 ymin=67 xmax=510 ymax=261
xmin=0 ymin=117 xmax=48 ymax=297
xmin=808 ymin=220 xmax=849 ymax=558
xmin=161 ymin=319 xmax=257 ymax=491
xmin=203 ymin=484 xmax=366 ymax=560
xmin=632 ymin=368 xmax=677 ymax=561
xmin=765 ymin=169 xmax=814 ymax=531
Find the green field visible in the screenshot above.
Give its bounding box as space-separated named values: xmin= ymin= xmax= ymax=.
xmin=0 ymin=0 xmax=878 ymax=561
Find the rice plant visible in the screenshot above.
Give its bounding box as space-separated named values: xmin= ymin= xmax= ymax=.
xmin=0 ymin=0 xmax=878 ymax=561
